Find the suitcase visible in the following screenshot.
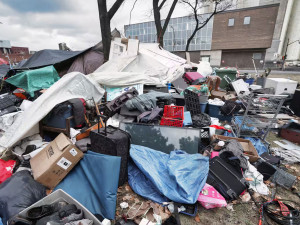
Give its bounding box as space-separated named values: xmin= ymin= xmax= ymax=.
xmin=280 ymin=122 xmax=300 ymax=144
xmin=206 ymin=157 xmax=248 ymax=200
xmin=90 ymin=125 xmax=131 ymax=186
xmin=182 ymin=72 xmax=204 ymax=85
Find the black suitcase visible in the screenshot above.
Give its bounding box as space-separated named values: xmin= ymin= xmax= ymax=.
xmin=207 ymin=157 xmax=248 ymax=200
xmin=90 ymin=125 xmax=131 ymax=186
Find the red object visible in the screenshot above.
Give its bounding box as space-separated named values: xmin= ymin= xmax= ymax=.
xmin=182 ymin=72 xmax=204 ymax=85
xmin=0 ymin=58 xmax=8 ymax=65
xmin=163 ymin=105 xmax=184 ymax=120
xmin=210 ymin=125 xmax=232 ymax=133
xmin=0 ymin=159 xmax=16 ymax=184
xmin=160 ymin=118 xmax=183 ymax=127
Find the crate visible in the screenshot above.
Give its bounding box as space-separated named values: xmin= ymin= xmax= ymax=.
xmin=160 ymin=117 xmax=183 ymax=127
xmin=18 ymin=189 xmax=102 ymax=225
xmin=162 ymin=105 xmax=184 ymax=120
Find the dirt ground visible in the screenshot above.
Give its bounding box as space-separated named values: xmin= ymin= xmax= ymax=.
xmin=114 ymin=131 xmax=300 ymax=225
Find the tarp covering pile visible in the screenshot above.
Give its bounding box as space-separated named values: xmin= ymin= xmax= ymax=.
xmin=88 ymin=43 xmax=188 ymax=86
xmin=0 ymin=72 xmax=104 ymax=155
xmin=129 ymin=145 xmax=209 ymax=204
xmin=5 ymin=66 xmax=60 ymax=97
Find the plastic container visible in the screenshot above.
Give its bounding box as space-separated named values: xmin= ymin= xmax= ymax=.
xmin=245 ymin=78 xmax=254 ymax=85
xmin=160 ymin=118 xmax=183 ymax=127
xmin=163 ymin=105 xmax=184 ymax=120
xmin=214 ymin=68 xmax=237 ymax=89
xmin=208 ymin=104 xmax=232 ymax=121
xmin=199 ymin=94 xmax=209 ymax=103
xmin=18 ymin=189 xmax=102 ymax=225
xmin=200 ymin=102 xmax=207 ymax=113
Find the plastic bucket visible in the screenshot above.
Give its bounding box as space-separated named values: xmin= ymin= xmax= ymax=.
xmin=200 ymin=102 xmax=207 ymax=113
xmin=199 ymin=95 xmax=209 ymax=103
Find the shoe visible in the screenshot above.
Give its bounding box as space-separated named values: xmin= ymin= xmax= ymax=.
xmin=27 ymin=201 xmax=68 ymax=220
xmin=8 ymin=215 xmax=32 ymax=225
xmin=36 ymin=204 xmax=77 ymax=225
xmin=47 ymin=210 xmax=84 ymax=225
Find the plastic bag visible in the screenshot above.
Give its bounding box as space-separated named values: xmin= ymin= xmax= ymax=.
xmin=0 ymin=159 xmax=15 ymax=184
xmin=197 ymin=183 xmax=227 ymax=209
xmin=0 ymin=170 xmax=46 ymax=224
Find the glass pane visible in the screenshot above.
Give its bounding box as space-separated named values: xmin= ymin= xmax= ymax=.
xmin=228 ymin=18 xmax=234 ymax=26
xmin=244 ymin=16 xmax=251 ymax=25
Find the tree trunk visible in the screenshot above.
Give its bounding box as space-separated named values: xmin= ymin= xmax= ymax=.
xmin=153 ymin=0 xmax=164 ymax=47
xmin=98 ymin=0 xmax=112 ymax=61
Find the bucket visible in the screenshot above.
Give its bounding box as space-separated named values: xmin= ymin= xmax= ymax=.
xmin=199 ymin=95 xmax=209 ymax=103
xmin=200 ymin=102 xmax=207 ymax=113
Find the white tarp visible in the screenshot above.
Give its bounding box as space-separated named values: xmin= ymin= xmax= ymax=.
xmin=88 ymin=43 xmax=188 ymax=87
xmin=0 ymin=72 xmax=104 ymax=155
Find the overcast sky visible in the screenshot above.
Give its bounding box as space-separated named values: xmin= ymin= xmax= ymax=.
xmin=0 ymin=0 xmax=191 ymax=51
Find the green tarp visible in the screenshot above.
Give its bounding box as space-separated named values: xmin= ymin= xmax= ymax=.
xmin=6 ymin=66 xmax=60 ymax=97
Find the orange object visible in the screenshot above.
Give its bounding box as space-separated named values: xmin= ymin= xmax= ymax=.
xmin=76 ymin=121 xmax=104 ymax=141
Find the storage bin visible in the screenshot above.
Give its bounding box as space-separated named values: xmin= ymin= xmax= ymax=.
xmin=208 ymin=104 xmax=232 ymax=121
xmin=200 ymin=102 xmax=207 ymax=113
xmin=18 ymin=189 xmax=102 ymax=225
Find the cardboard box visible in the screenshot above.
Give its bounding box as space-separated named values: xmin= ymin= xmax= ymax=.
xmin=212 ymin=135 xmax=259 ymax=163
xmin=30 ymin=133 xmax=83 ymax=189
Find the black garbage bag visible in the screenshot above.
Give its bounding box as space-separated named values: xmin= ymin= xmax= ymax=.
xmin=0 ymin=170 xmax=46 ymax=224
xmin=191 ymin=113 xmax=211 ymax=128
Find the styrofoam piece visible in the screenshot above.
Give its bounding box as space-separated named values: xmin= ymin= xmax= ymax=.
xmin=265 ymin=78 xmax=297 ymax=95
xmin=18 ymin=189 xmax=103 ymax=225
xmin=231 ymin=79 xmax=250 ymax=96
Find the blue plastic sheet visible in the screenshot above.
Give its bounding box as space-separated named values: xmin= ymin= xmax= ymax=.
xmin=129 ymin=145 xmax=209 ymax=204
xmin=55 ymin=151 xmax=121 ymax=219
xmin=128 ymin=160 xmax=169 ymax=204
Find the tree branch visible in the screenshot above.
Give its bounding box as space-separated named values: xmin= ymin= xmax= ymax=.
xmin=162 ymin=0 xmax=179 ymax=34
xmin=108 ymin=0 xmax=125 ymax=20
xmin=158 ymin=0 xmax=167 ymax=10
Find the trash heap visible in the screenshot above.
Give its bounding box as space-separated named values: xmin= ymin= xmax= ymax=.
xmin=0 ymin=40 xmax=300 ymax=225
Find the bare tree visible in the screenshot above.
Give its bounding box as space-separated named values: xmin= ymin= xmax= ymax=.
xmin=181 ymin=0 xmax=233 ymax=52
xmin=153 ymin=0 xmax=179 ymax=47
xmin=97 ymin=0 xmax=125 ymax=61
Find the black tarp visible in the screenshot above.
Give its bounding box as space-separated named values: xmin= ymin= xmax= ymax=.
xmin=17 ymin=49 xmax=84 ymax=70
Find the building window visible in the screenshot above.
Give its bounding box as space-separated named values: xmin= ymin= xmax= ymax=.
xmin=201 ymin=56 xmax=210 ymax=62
xmin=244 ymin=16 xmax=251 ymax=25
xmin=253 ymin=53 xmax=262 ymax=60
xmin=228 ymin=18 xmax=234 ymax=26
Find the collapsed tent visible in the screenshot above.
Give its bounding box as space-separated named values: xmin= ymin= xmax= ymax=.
xmin=0 ymin=72 xmax=104 ymax=155
xmin=55 ymin=151 xmax=121 ymax=219
xmin=88 ymin=43 xmax=188 ymax=86
xmin=5 ymin=66 xmax=60 ymax=97
xmin=129 ymin=145 xmax=209 ymax=204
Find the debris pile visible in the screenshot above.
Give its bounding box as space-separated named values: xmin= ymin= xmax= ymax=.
xmin=0 ymin=39 xmax=300 ymax=225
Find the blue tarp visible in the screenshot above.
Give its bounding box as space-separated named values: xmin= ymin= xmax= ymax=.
xmin=129 ymin=145 xmax=209 ymax=204
xmin=55 ymin=151 xmax=121 ymax=219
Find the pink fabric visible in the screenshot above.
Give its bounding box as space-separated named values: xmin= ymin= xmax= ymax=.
xmin=197 ymin=183 xmax=227 ymax=209
xmin=210 ymin=151 xmax=219 ymax=159
xmin=0 ymin=159 xmax=16 ymax=184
